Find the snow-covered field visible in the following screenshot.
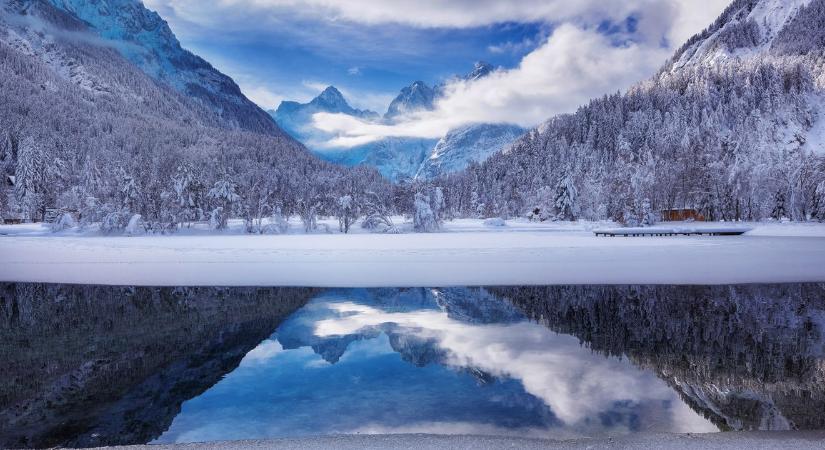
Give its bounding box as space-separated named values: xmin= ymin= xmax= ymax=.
xmin=1 ymin=218 xmax=824 ymax=286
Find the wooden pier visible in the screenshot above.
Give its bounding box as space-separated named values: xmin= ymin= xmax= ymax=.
xmin=593 ymin=227 xmax=752 ymax=237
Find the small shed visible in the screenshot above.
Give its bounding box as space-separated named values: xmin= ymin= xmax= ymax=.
xmin=661 ymin=208 xmax=705 ymax=222
xmin=5 ymin=175 xmax=13 ymax=187
xmin=2 ymin=212 xmax=24 ymax=225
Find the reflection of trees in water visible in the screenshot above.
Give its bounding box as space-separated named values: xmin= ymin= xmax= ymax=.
xmin=493 ymin=284 xmax=825 ymax=431
xmin=0 ymin=284 xmax=315 ymax=449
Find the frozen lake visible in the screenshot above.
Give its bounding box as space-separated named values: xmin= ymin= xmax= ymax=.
xmin=2 ymin=283 xmax=824 ymax=448
xmin=2 ymin=220 xmax=825 ymax=286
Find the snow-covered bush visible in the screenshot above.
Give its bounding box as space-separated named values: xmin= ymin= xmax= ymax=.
xmin=50 ymin=213 xmax=76 ymax=232
xmin=483 ymin=217 xmax=506 ymax=227
xmin=208 ymin=207 xmax=225 ymax=231
xmin=361 ymin=192 xmax=396 ymax=233
xmin=414 ymin=192 xmax=438 ymax=232
xmin=771 ymin=190 xmax=787 ymax=220
xmin=100 ymin=210 xmax=129 ymax=234
xmin=125 ymin=214 xmax=145 ymax=236
xmin=263 ymin=208 xmax=290 ymax=234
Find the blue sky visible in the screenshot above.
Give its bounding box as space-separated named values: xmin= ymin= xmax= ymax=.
xmin=145 ymin=0 xmax=730 ymax=144
xmin=147 ymin=0 xmax=550 ymax=112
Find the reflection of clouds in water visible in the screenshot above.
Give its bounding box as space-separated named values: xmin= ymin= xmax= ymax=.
xmin=315 ymin=301 xmax=716 ymax=431
xmin=240 ymin=339 xmax=284 ymax=365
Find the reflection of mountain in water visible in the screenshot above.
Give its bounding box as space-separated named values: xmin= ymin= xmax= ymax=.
xmin=276 ymin=287 xmax=523 ymax=367
xmin=493 ymin=284 xmax=825 ymax=432
xmin=0 ymin=284 xmax=314 ymax=448
xmin=3 ymin=283 xmax=824 ymax=447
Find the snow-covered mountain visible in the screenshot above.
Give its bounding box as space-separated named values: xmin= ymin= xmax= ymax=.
xmin=45 ymin=0 xmax=283 ymax=136
xmin=666 ymin=0 xmax=817 ymax=72
xmin=416 ymin=123 xmax=526 ymax=180
xmin=384 ymin=80 xmax=436 ymax=120
xmin=273 ymin=62 xmax=526 ymax=181
xmin=271 ymin=86 xmax=378 ymax=145
xmin=443 ymin=0 xmax=825 ymax=222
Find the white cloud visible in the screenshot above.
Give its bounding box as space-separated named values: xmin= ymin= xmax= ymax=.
xmin=146 ymin=0 xmax=731 ymax=146
xmin=241 ymin=84 xmax=285 ymax=110
xmin=313 ymin=24 xmax=673 ymax=146
xmin=304 ymin=0 xmax=730 ymax=148
xmin=348 ymin=66 xmax=361 ymax=75
xmin=313 ymin=301 xmax=717 ymax=431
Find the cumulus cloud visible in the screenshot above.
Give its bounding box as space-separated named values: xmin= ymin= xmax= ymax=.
xmin=147 ymin=0 xmax=730 ymax=147
xmin=313 ymin=301 xmax=716 ymax=430
xmin=302 ymin=0 xmax=729 ymax=147
xmin=313 ymin=24 xmax=673 ymax=146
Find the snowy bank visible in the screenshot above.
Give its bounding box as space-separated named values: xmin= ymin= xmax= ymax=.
xmin=1 ymin=220 xmax=824 ymax=286
xmin=89 ymin=431 xmax=825 ymax=450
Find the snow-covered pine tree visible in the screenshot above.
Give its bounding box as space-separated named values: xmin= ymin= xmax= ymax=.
xmin=640 ymin=198 xmax=656 ymax=226
xmin=207 ymin=175 xmax=240 ymax=230
xmin=119 ymin=169 xmax=140 ymax=213
xmin=14 ymin=136 xmax=47 ymax=222
xmin=771 ymin=190 xmax=787 ymax=220
xmin=432 ymin=187 xmax=445 ymax=225
xmin=813 ymin=181 xmax=825 ymax=222
xmin=554 ymin=174 xmax=578 ymax=221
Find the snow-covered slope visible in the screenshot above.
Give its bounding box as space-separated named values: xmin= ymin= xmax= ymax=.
xmin=326 ymin=137 xmax=438 ymax=182
xmin=44 ymin=0 xmax=283 ymax=136
xmin=667 ymin=0 xmax=813 ymax=71
xmin=416 ymin=123 xmax=526 ymax=180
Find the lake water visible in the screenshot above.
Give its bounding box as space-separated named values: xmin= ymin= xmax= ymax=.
xmin=1 ymin=284 xmax=824 ymax=447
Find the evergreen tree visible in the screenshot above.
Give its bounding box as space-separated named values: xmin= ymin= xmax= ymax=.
xmin=207 ymin=175 xmax=240 ymax=230
xmin=771 ymin=190 xmax=787 ymax=220
xmin=14 ymin=137 xmax=47 ymax=221
xmin=554 ymin=174 xmax=578 ymax=221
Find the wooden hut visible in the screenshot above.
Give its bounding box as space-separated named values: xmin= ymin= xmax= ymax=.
xmin=661 ymin=208 xmax=705 ymax=222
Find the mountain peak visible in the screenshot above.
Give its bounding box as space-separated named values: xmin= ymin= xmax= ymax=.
xmin=307 ymin=85 xmax=357 ymax=114
xmin=385 ymin=81 xmax=436 ymax=119
xmin=466 ymin=61 xmax=494 ymax=81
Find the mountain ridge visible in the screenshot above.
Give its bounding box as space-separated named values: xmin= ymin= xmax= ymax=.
xmin=272 ymin=61 xmax=525 ymax=181
xmin=43 ymin=0 xmax=285 ymax=136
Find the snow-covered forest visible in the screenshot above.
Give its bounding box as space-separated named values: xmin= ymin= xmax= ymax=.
xmin=438 ymin=0 xmax=825 ymax=224
xmin=2 ymin=0 xmax=825 ymax=235
xmin=0 ymin=0 xmax=395 ymax=233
